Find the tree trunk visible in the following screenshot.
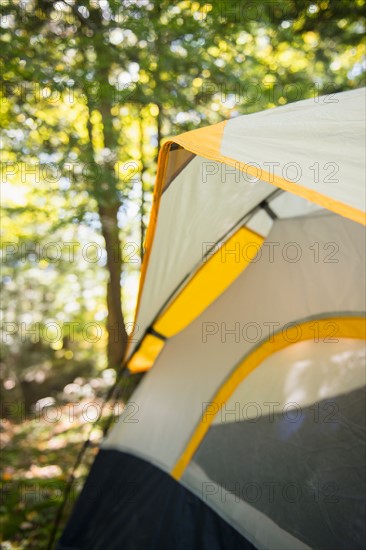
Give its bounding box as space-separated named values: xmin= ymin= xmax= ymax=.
xmin=139 ymin=113 xmax=146 ymax=262
xmin=98 ymin=203 xmax=128 ymax=368
xmin=91 ymin=54 xmax=129 ymax=369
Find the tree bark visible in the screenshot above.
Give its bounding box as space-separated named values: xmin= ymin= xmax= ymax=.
xmin=139 ymin=112 xmax=146 ymax=262
xmin=91 ymin=55 xmax=129 ymax=369
xmin=98 ymin=203 xmax=128 ymax=368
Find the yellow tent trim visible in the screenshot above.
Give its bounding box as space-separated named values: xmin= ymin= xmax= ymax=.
xmin=127 ymin=333 xmax=165 ymax=374
xmin=128 ymin=227 xmax=264 ymax=372
xmin=173 ymin=126 xmax=366 ymax=226
xmin=171 ymin=316 xmax=366 ymax=480
xmin=132 ymin=144 xmax=171 ymax=328
xmin=171 ymin=120 xmax=227 ymax=159
xmin=154 ymin=227 xmax=264 ymax=338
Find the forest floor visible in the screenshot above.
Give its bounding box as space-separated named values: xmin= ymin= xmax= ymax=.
xmin=1 ymin=399 xmax=114 ymax=549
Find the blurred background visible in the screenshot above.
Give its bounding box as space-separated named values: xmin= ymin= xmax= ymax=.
xmin=1 ymin=0 xmax=365 ymax=547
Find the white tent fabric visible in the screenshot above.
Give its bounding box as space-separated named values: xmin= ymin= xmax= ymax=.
xmin=132 ymin=88 xmax=366 ymax=354
xmin=105 ymin=211 xmax=365 ymax=470
xmin=220 ymin=88 xmax=366 ymax=213
xmin=133 ymin=159 xmax=274 ymax=347
xmin=211 ymin=339 xmax=366 ymax=425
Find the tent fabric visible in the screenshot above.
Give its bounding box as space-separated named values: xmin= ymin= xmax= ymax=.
xmin=129 ymin=87 xmax=366 ymax=371
xmin=131 ymin=157 xmax=274 ymax=355
xmin=173 ymin=87 xmax=365 ymax=222
xmin=57 ymin=450 xmax=255 ymax=550
xmin=186 ymin=384 xmax=366 ymax=549
xmin=171 ymin=318 xmax=365 ymax=481
xmin=181 ymin=338 xmax=365 ymax=548
xmin=59 ymin=89 xmax=366 ymax=550
xmin=152 ymin=227 xmax=265 ymax=339
xmin=129 ymin=192 xmax=325 ymax=372
xmin=211 ymin=338 xmax=366 ymax=426
xmin=128 ymin=226 xmax=266 ymax=372
xmin=104 ymin=211 xmax=365 ymax=474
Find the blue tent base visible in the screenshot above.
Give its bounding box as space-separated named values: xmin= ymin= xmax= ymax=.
xmin=58 ymin=449 xmax=254 ymax=550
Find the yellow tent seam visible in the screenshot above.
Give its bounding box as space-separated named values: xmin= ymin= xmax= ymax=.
xmin=171 ymin=316 xmax=366 ymax=480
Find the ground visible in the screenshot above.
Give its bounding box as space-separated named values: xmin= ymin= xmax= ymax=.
xmin=0 ymin=399 xmax=118 ymax=549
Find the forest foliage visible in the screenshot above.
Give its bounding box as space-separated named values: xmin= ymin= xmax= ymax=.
xmin=0 ymin=0 xmax=365 ymax=547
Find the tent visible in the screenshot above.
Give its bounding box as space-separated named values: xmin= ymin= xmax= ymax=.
xmin=59 ymin=88 xmax=366 ymax=549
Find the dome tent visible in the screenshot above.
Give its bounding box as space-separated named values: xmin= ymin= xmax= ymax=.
xmin=58 ymin=88 xmax=366 ymax=549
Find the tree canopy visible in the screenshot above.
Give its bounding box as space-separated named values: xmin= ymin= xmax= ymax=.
xmin=1 ymin=2 xmax=365 ymax=543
